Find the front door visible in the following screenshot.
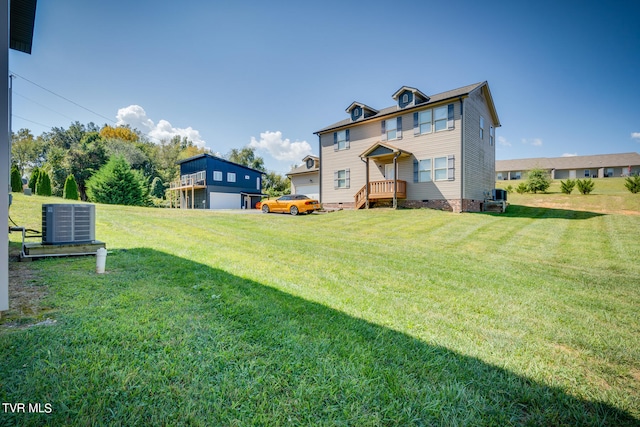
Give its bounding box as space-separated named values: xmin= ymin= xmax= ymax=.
xmin=385 ymin=163 xmax=395 ymax=180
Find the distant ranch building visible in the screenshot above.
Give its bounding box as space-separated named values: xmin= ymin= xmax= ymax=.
xmin=496 ymin=152 xmax=640 ymax=181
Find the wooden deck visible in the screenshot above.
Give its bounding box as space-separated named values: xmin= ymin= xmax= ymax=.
xmin=354 ymin=180 xmax=407 ymax=209
xmin=167 ymin=173 xmax=207 ymax=209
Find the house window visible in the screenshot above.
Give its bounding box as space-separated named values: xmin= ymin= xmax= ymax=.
xmin=434 ymin=106 xmax=448 ymax=131
xmin=606 ymin=167 xmax=614 ymax=177
xmin=227 ymin=172 xmax=236 ymax=182
xmin=245 ymin=175 xmax=250 ymax=180
xmin=434 ymin=157 xmax=448 ymax=181
xmin=256 ymin=177 xmax=261 ymax=190
xmin=490 ymin=126 xmax=494 ymax=146
xmin=213 ymin=171 xmax=222 ymax=181
xmin=584 ymin=170 xmax=590 ymax=177
xmin=513 ymin=171 xmax=521 ymax=180
xmin=419 ymin=110 xmax=432 ymax=134
xmin=497 ymin=172 xmax=503 ymax=180
xmin=402 ymin=93 xmax=409 ymax=104
xmin=335 ymin=130 xmax=349 ymax=150
xmin=419 ymin=159 xmax=432 ymax=182
xmin=386 ymin=118 xmax=398 ymax=140
xmin=480 ymin=116 xmax=484 ymax=140
xmin=334 ymin=169 xmax=350 ymax=189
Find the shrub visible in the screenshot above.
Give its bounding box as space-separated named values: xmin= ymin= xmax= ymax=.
xmin=624 ymin=175 xmax=640 ymax=194
xmin=86 ymin=156 xmax=149 ymax=206
xmin=10 ymin=165 xmax=22 ymax=192
xmin=63 ymin=175 xmax=80 ymax=200
xmin=150 ymin=177 xmax=165 ymax=199
xmin=28 ymin=167 xmax=40 ymax=193
xmin=35 ymin=171 xmax=52 ymax=196
xmin=576 ymin=178 xmax=594 ymax=195
xmin=515 ymin=183 xmax=529 ymax=194
xmin=526 ymin=168 xmax=551 ymax=193
xmin=505 ymin=184 xmax=514 ymax=194
xmin=560 ymin=179 xmax=576 ymax=194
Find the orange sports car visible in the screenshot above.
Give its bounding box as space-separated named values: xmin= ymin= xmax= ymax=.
xmin=260 ymin=194 xmax=321 ymax=216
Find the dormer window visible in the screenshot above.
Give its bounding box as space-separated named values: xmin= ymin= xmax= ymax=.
xmin=351 ymin=107 xmax=361 ymax=121
xmin=392 ymin=86 xmax=430 ymax=109
xmin=306 ymin=158 xmax=314 ymax=169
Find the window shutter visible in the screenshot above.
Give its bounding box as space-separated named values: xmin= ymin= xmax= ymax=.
xmin=397 ymin=117 xmax=402 ymax=139
xmin=345 ymin=169 xmax=350 ymax=188
xmin=334 ymin=171 xmax=339 ymax=189
xmin=333 ymin=132 xmax=338 ymax=151
xmin=413 ymin=112 xmax=419 ymax=135
xmin=381 ymin=121 xmax=386 ymax=141
xmin=447 ymin=104 xmax=454 ymax=129
xmin=413 ymin=159 xmax=418 ymax=182
xmin=447 ymin=155 xmax=455 ymax=180
xmin=345 ymin=129 xmax=350 ymax=149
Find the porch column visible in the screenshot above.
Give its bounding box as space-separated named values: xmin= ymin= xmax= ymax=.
xmin=365 ymin=157 xmax=370 ymax=209
xmin=393 ymin=154 xmax=398 ymax=209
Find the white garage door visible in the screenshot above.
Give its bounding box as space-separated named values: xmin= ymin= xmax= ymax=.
xmin=210 ymin=192 xmax=241 ymax=209
xmin=293 ymin=184 xmax=319 ymax=200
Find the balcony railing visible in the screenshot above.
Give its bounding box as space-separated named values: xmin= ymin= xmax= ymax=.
xmin=169 ymin=171 xmax=206 ymax=189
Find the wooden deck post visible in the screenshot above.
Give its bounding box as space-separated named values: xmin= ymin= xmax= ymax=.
xmin=393 ymin=154 xmax=398 ymax=209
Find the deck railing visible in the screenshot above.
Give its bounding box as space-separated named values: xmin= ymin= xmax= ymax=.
xmin=354 ymin=180 xmax=407 ymax=209
xmin=169 ymin=171 xmax=206 ymax=189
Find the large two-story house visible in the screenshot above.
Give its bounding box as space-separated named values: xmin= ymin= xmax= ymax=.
xmin=314 ymin=82 xmax=500 ymax=212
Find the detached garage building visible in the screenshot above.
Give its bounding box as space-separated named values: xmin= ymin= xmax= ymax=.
xmin=169 ymin=154 xmax=263 ymax=210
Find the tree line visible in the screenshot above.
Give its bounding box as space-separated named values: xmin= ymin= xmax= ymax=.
xmin=10 ymin=122 xmax=290 ymax=206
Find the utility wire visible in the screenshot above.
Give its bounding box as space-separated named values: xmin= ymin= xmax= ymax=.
xmin=12 ymin=114 xmax=54 ymax=130
xmin=10 ymin=71 xmax=116 ymax=124
xmin=14 ymin=91 xmax=77 ymax=122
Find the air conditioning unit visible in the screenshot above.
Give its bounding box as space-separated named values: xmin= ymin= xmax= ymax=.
xmin=492 ymin=189 xmax=507 ymax=202
xmin=42 ymin=204 xmax=95 ymax=245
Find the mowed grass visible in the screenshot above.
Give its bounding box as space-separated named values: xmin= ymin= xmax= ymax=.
xmin=1 ymin=187 xmax=639 ymax=426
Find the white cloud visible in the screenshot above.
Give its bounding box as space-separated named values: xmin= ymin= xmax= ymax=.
xmin=522 ymin=138 xmax=543 ymax=147
xmin=497 ymin=136 xmax=511 ymax=147
xmin=562 ymin=153 xmax=578 ymax=157
xmin=631 ymin=132 xmax=640 ymax=141
xmin=116 ymin=105 xmax=206 ymax=148
xmin=249 ymin=131 xmax=312 ymax=162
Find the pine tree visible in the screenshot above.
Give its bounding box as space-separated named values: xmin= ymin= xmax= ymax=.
xmin=624 ymin=175 xmax=640 ymax=194
xmin=150 ymin=176 xmax=165 ymax=199
xmin=10 ymin=165 xmax=22 ymax=192
xmin=63 ymin=174 xmax=80 ymax=200
xmin=86 ymin=156 xmax=148 ymax=206
xmin=28 ymin=167 xmax=40 ymax=193
xmin=35 ymin=171 xmax=52 ymax=196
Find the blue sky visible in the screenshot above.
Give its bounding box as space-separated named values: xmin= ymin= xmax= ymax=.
xmin=9 ymin=0 xmax=640 ymax=174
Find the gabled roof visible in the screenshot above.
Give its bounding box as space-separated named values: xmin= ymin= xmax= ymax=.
xmin=287 ymin=155 xmax=320 ymax=176
xmin=345 ymin=102 xmax=378 ymax=115
xmin=391 ymin=86 xmax=429 ymax=102
xmin=360 ymin=141 xmax=412 ymax=159
xmin=315 ymin=82 xmax=496 ymax=134
xmin=176 ymin=153 xmax=264 ymax=174
xmin=496 ymin=152 xmax=640 ymax=172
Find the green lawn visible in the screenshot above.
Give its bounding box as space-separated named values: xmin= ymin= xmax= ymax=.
xmin=2 ymin=188 xmax=639 ymax=426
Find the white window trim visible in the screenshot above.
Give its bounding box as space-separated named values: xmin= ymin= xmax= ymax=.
xmin=434 ymin=106 xmax=448 ymax=132
xmin=434 ymin=157 xmax=448 ymax=181
xmin=480 ymin=116 xmax=485 ymax=140
xmin=419 ymin=110 xmax=432 ymax=135
xmin=227 ymin=172 xmax=236 ymax=182
xmin=336 ymin=130 xmax=347 ymax=150
xmin=213 ymin=171 xmax=223 ymax=181
xmin=418 ymin=159 xmax=432 ymax=182
xmin=386 ymin=118 xmax=398 ymax=141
